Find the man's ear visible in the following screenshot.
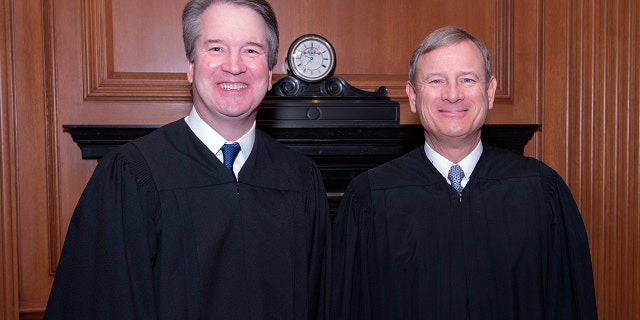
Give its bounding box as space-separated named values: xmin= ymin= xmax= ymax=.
xmin=406 ymin=81 xmax=418 ymax=113
xmin=187 ymin=60 xmax=194 ymax=83
xmin=486 ymin=76 xmax=497 ymax=109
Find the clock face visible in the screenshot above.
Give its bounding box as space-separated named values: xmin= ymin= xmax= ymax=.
xmin=287 ymin=34 xmax=336 ymax=82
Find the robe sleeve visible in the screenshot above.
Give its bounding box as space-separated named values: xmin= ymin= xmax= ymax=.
xmin=543 ymin=168 xmax=598 ymax=319
xmin=330 ymin=174 xmax=373 ymax=320
xmin=44 ymin=146 xmax=160 ymax=320
xmin=307 ymin=162 xmax=333 ymax=320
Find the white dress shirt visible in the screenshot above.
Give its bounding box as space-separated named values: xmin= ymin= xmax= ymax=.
xmin=424 ymin=141 xmax=483 ymax=189
xmin=184 ymin=106 xmax=255 ymax=177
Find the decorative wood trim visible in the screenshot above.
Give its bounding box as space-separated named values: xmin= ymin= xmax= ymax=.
xmin=1 ymin=0 xmax=19 ymax=317
xmin=493 ymin=0 xmax=513 ymax=101
xmin=548 ymin=0 xmax=640 ymax=318
xmin=80 ymin=0 xmax=513 ymax=103
xmin=44 ymin=0 xmax=60 ymax=275
xmin=81 ymin=0 xmax=191 ymax=101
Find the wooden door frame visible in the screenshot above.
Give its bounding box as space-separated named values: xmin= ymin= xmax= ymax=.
xmin=1 ymin=0 xmax=19 ymax=318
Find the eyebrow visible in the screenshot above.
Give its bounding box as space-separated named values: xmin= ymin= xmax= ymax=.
xmin=422 ymin=71 xmax=480 ymax=79
xmin=458 ymin=71 xmax=480 ymax=78
xmin=246 ymin=41 xmax=267 ymax=50
xmin=205 ymin=39 xmax=267 ymax=49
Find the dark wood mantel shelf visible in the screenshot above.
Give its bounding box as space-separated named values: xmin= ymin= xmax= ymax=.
xmin=63 ymin=77 xmax=540 ymax=214
xmin=63 ymin=123 xmax=540 ymax=212
xmin=63 ymin=124 xmax=540 ymax=161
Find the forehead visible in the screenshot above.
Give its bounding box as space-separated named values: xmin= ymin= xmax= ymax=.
xmin=199 ymin=3 xmax=267 ymax=43
xmin=417 ymin=40 xmax=484 ymax=75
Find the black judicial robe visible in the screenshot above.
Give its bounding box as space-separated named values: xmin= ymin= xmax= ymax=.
xmin=44 ymin=120 xmax=331 ymax=320
xmin=331 ymin=143 xmax=597 ymax=320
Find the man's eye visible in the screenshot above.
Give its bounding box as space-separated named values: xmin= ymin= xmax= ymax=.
xmin=460 ymin=78 xmax=479 ymax=86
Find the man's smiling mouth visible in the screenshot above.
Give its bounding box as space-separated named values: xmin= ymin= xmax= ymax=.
xmin=219 ymin=83 xmax=247 ymax=90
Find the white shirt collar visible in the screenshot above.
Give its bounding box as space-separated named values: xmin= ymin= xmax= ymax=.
xmin=184 ymin=106 xmax=255 ymax=175
xmin=424 ymin=141 xmax=483 ymax=188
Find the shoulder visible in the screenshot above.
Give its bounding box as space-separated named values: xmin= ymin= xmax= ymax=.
xmin=339 ymin=147 xmax=439 ymax=201
xmin=340 ymin=148 xmax=429 ymax=217
xmin=97 ymin=136 xmax=156 ymax=186
xmin=247 ymin=129 xmax=323 ymax=188
xmin=125 ymin=119 xmax=197 ymax=172
xmin=365 ymin=147 xmax=436 ymax=188
xmin=476 ymin=143 xmax=551 ymax=178
xmin=476 ymin=143 xmax=569 ymax=195
xmin=132 ymin=119 xmax=190 ymax=153
xmin=97 ymin=120 xmax=193 ymax=166
xmin=85 ymin=141 xmax=159 ymax=206
xmin=255 ymin=129 xmax=317 ymax=168
xmin=109 ymin=119 xmax=215 ymax=190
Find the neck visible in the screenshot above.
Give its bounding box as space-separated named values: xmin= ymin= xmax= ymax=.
xmin=425 ymin=133 xmax=480 ymax=164
xmin=212 ymin=121 xmax=253 ymax=142
xmin=193 ymin=106 xmax=256 ymax=141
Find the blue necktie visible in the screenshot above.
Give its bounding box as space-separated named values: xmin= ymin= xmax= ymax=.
xmin=221 ymin=143 xmax=241 ymax=173
xmin=448 ymin=164 xmax=465 ymax=193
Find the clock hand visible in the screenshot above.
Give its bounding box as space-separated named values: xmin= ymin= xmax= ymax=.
xmin=304 ymin=56 xmax=314 ymax=67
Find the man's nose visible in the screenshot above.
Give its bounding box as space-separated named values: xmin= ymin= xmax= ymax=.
xmin=442 ymin=82 xmax=464 ymax=102
xmin=222 ymin=51 xmax=246 ymax=74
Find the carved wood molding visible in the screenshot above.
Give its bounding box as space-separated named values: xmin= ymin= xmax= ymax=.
xmin=81 ymin=0 xmax=191 ymax=101
xmin=81 ymin=0 xmax=513 ymax=103
xmin=493 ymin=0 xmax=513 ymax=102
xmin=44 ymin=0 xmax=60 ymax=276
xmin=1 ymin=0 xmax=18 ymax=317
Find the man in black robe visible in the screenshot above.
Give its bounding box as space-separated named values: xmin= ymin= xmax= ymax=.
xmin=331 ymin=26 xmax=597 ymax=319
xmin=44 ymin=1 xmax=330 ymax=319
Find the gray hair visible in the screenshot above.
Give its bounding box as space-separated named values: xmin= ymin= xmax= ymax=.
xmin=182 ymin=0 xmax=279 ymax=69
xmin=408 ymin=26 xmax=492 ymax=86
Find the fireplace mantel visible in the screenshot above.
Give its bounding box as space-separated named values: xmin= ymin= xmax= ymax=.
xmin=63 ymin=123 xmax=540 ymax=161
xmin=64 ymin=77 xmax=540 ymax=215
xmin=64 ymin=123 xmax=540 ymax=213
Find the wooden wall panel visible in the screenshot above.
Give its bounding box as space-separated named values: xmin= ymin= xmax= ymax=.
xmin=2 ymin=0 xmax=639 ymax=319
xmin=10 ymin=0 xmax=57 ymax=317
xmin=542 ymin=0 xmax=640 ymax=318
xmin=83 ymin=0 xmax=190 ymax=101
xmin=81 ymin=0 xmax=523 ymax=122
xmin=562 ymin=0 xmax=640 ymax=318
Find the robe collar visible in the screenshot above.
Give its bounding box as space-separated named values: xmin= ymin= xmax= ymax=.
xmin=423 ymin=141 xmax=483 ymax=188
xmin=184 ymin=106 xmax=255 ymax=175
